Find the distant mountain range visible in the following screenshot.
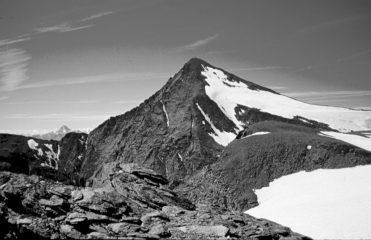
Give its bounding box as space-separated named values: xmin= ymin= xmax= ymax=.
xmin=31 ymin=125 xmax=89 ymax=141
xmin=1 ymin=58 xmax=371 ymax=239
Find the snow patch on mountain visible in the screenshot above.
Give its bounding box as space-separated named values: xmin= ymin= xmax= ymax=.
xmin=27 ymin=139 xmax=39 ymax=150
xmin=241 ymin=131 xmax=270 ymax=139
xmin=178 ymin=153 xmax=183 ymax=162
xmin=196 ymin=102 xmax=236 ymax=146
xmin=319 ymin=131 xmax=371 ymax=152
xmin=246 ymin=165 xmax=371 ymax=239
xmin=201 ymin=65 xmax=371 ymax=132
xmin=43 ymin=144 xmax=61 ymax=170
xmin=161 ymin=100 xmax=170 ymax=127
xmin=27 ymin=139 xmax=60 ymax=170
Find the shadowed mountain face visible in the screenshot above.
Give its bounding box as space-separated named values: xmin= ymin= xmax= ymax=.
xmin=0 ymin=132 xmax=87 ymax=184
xmin=82 ymin=59 xmax=235 ymax=185
xmin=81 ymin=58 xmax=337 ymax=186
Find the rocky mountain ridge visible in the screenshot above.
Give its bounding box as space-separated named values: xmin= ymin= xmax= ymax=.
xmin=0 ymin=164 xmax=309 ymax=240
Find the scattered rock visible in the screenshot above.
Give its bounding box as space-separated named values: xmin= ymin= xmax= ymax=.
xmin=16 ymin=218 xmax=33 ymax=225
xmin=71 ymin=190 xmax=83 ymax=202
xmin=177 ymin=225 xmax=229 ymax=237
xmin=0 ymin=170 xmax=310 ymax=240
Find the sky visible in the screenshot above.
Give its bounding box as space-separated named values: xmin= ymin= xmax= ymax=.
xmin=0 ymin=0 xmax=371 ymax=134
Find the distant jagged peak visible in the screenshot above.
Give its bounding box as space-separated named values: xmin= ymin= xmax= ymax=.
xmin=56 ymin=125 xmax=72 ymax=134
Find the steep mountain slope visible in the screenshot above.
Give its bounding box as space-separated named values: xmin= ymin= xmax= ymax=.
xmin=32 ymin=125 xmax=72 ymax=141
xmin=176 ymin=121 xmax=371 ymax=211
xmin=82 ymin=58 xmax=370 ymax=186
xmin=82 ymin=58 xmax=250 ymax=185
xmin=0 ymin=132 xmax=87 ymax=183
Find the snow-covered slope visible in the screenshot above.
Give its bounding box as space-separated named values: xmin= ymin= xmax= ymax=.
xmin=246 ymin=165 xmax=371 ymax=239
xmin=201 ymin=65 xmax=371 ymax=134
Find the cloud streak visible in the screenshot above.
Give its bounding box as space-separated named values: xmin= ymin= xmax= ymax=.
xmin=3 ymin=112 xmax=116 ymax=121
xmin=0 ymin=37 xmax=31 ymax=47
xmin=81 ymin=11 xmax=114 ymax=22
xmin=231 ymin=66 xmax=289 ymax=72
xmin=297 ymin=12 xmax=371 ymax=34
xmin=337 ymin=48 xmax=371 ymax=62
xmin=6 ymin=99 xmax=99 ymax=105
xmin=0 ymin=48 xmax=31 ymax=91
xmin=175 ymin=34 xmax=219 ymax=52
xmin=15 ymin=72 xmax=168 ymax=90
xmin=285 ymin=90 xmax=371 ymax=102
xmin=35 ymin=23 xmax=92 ymax=33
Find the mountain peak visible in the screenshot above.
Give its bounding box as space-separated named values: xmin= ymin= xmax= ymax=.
xmin=57 ymin=125 xmax=71 ymax=134
xmin=182 ymin=57 xmax=212 ymax=73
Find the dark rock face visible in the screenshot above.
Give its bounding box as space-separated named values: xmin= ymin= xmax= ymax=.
xmin=58 ymin=132 xmax=88 ymax=185
xmin=81 ymin=59 xmax=225 ymax=185
xmin=176 ymin=121 xmax=371 ymax=211
xmin=0 ymin=165 xmax=310 ymax=240
xmin=82 ymin=58 xmax=318 ymax=186
xmin=0 ymin=132 xmax=87 ymax=184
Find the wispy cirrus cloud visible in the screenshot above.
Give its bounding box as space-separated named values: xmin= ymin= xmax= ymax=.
xmin=6 ymin=99 xmax=99 ymax=105
xmin=3 ymin=112 xmax=115 ymax=121
xmin=336 ymin=48 xmax=371 ymax=63
xmin=81 ymin=11 xmax=114 ymax=22
xmin=110 ymin=100 xmax=142 ymax=104
xmin=285 ymin=90 xmax=371 ymax=102
xmin=297 ymin=12 xmax=371 ymax=35
xmin=35 ymin=23 xmax=92 ymax=33
xmin=175 ymin=34 xmax=219 ymax=52
xmin=0 ymin=48 xmax=31 ymax=91
xmin=231 ymin=66 xmax=289 ymax=72
xmin=266 ymin=86 xmax=288 ymax=90
xmin=15 ymin=72 xmax=168 ymax=90
xmin=0 ymin=37 xmax=31 ymax=47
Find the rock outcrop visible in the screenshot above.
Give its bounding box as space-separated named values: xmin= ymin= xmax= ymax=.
xmin=0 ymin=164 xmax=309 ymax=240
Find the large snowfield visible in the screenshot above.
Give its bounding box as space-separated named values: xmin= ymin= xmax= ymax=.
xmin=201 ymin=65 xmax=371 ymax=133
xmin=246 ymin=165 xmax=371 ymax=239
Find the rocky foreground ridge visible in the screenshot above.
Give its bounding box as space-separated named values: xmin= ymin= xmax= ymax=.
xmin=0 ymin=163 xmax=309 ymax=240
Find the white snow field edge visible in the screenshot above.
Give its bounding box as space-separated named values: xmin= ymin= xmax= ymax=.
xmin=319 ymin=131 xmax=371 ymax=152
xmin=201 ymin=65 xmax=371 ymax=135
xmin=241 ymin=131 xmax=270 ymax=139
xmin=246 ymin=165 xmax=371 ymax=239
